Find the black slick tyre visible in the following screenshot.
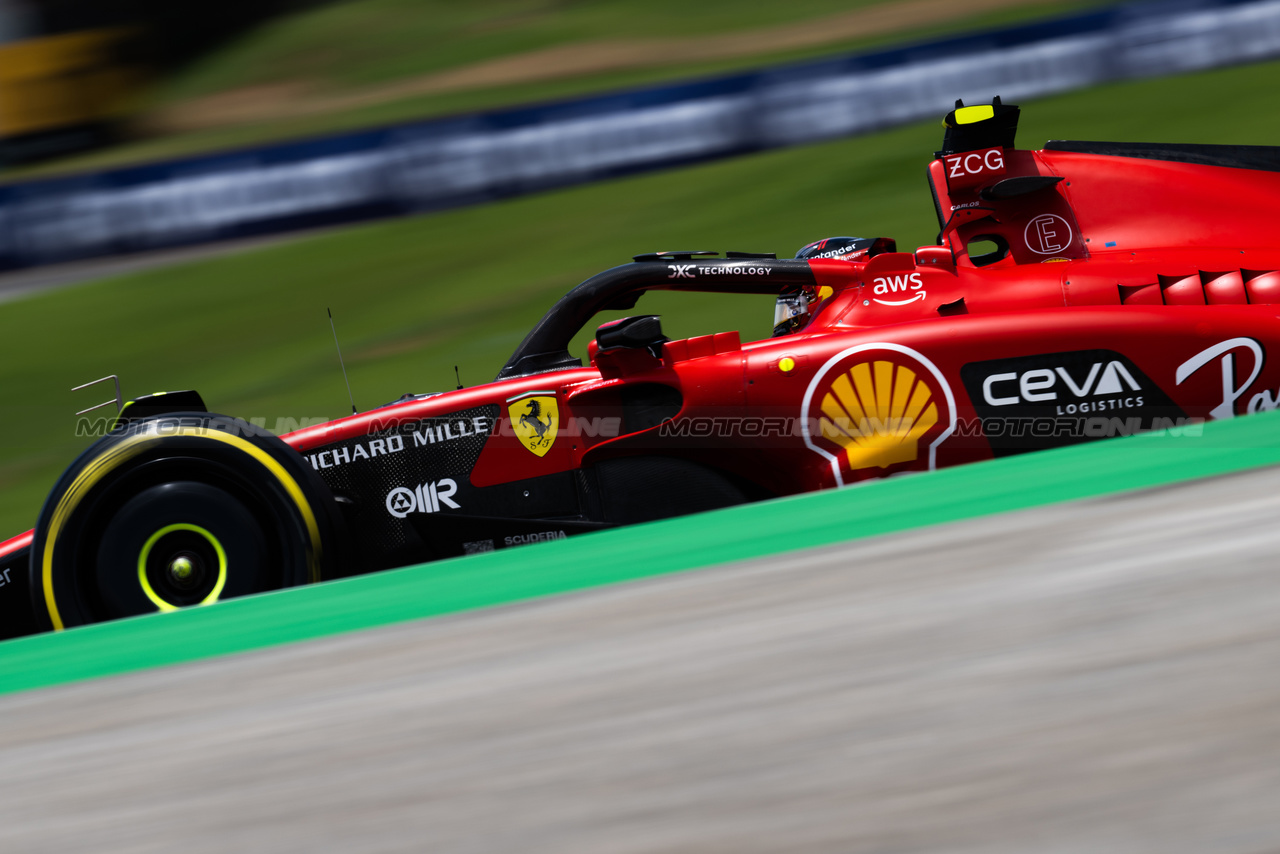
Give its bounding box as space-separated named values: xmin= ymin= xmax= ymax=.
xmin=27 ymin=413 xmax=343 ymax=631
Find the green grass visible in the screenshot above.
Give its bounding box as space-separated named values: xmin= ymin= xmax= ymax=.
xmin=160 ymin=0 xmax=913 ymax=97
xmin=4 ymin=56 xmax=1280 ymax=539
xmin=4 ymin=0 xmax=1101 ymax=180
xmin=156 ymin=0 xmax=1100 ymax=98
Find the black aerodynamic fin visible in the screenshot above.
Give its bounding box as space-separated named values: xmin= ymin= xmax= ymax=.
xmin=979 ymin=175 xmax=1063 ymax=200
xmin=1044 ymin=140 xmax=1280 ymax=172
xmin=928 ymin=166 xmax=945 ymax=239
xmin=937 ymin=96 xmax=1020 ymax=157
xmin=115 ymin=390 xmax=208 ymax=426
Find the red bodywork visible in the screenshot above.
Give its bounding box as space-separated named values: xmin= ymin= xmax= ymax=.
xmin=277 ymin=139 xmax=1280 ymax=497
xmin=5 ymin=106 xmax=1280 ymax=578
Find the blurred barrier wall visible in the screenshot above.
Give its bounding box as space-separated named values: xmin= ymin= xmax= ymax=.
xmin=3 ymin=0 xmax=1280 ymax=272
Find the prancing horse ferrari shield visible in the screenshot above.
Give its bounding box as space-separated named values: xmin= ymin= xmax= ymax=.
xmin=509 ymin=395 xmax=558 ymax=456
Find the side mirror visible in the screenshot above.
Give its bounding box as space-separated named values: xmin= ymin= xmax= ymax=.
xmin=596 ymin=315 xmax=667 ymax=357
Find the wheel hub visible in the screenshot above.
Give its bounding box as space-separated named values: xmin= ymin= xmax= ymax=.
xmin=165 ymin=553 xmax=203 ymax=590
xmin=137 ymin=523 xmax=228 ymax=611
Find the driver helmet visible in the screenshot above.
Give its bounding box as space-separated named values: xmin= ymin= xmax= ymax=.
xmin=773 ymin=237 xmax=895 ymax=337
xmin=794 ymin=236 xmax=894 ymax=262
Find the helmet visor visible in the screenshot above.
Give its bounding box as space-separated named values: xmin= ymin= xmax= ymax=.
xmin=772 ymin=290 xmax=811 ymax=337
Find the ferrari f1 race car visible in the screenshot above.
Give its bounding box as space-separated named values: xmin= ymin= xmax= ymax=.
xmin=4 ymin=98 xmax=1280 ymax=638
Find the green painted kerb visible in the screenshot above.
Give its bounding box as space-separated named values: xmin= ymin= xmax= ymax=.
xmin=3 ymin=410 xmax=1280 ymax=696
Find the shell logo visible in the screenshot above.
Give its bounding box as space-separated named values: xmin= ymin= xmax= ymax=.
xmin=802 ymin=344 xmax=957 ymax=486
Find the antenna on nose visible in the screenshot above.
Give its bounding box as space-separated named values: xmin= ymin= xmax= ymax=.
xmin=328 ymin=308 xmax=358 ymax=415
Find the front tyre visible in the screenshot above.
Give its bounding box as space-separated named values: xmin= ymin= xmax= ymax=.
xmin=28 ymin=414 xmax=343 ymax=631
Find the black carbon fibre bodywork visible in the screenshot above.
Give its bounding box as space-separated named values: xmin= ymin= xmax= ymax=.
xmin=1044 ymin=140 xmax=1280 ymax=172
xmin=498 ymin=258 xmax=816 ymax=379
xmin=0 ymin=545 xmax=35 ymax=640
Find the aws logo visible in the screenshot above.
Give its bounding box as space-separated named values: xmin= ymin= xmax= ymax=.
xmin=872 ymin=273 xmax=925 ymax=306
xmin=801 ymin=344 xmax=957 ymax=486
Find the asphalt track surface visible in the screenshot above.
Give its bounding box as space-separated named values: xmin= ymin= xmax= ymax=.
xmin=2 ymin=466 xmax=1280 ymax=853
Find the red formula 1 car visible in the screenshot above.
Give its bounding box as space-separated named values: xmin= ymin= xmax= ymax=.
xmin=4 ymin=98 xmax=1280 ymax=638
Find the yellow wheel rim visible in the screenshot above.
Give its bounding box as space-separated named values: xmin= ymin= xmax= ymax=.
xmin=136 ymin=523 xmax=228 ymax=612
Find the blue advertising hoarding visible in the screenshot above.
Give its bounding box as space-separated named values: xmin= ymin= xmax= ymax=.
xmin=2 ymin=0 xmax=1279 ymax=272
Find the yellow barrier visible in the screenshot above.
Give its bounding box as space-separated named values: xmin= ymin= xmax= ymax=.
xmin=0 ymin=29 xmax=140 ymax=139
